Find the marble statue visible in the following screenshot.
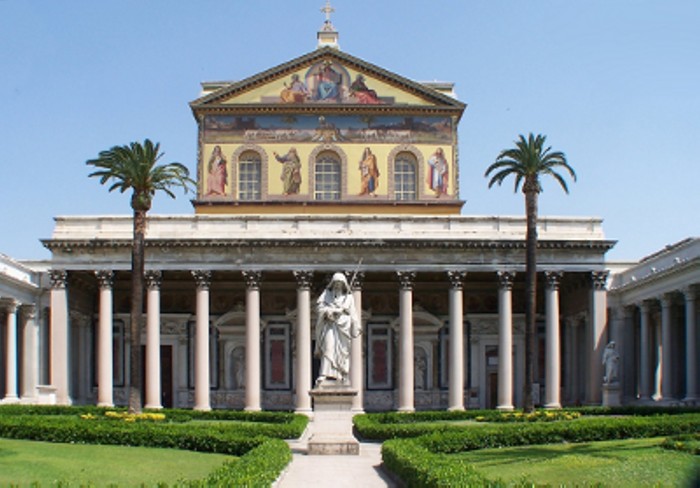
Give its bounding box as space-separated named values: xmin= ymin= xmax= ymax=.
xmin=314 ymin=272 xmax=360 ymax=386
xmin=602 ymin=341 xmax=620 ymax=385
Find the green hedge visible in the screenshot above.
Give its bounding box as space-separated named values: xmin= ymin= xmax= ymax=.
xmin=0 ymin=408 xmax=298 ymax=486
xmin=381 ymin=414 xmax=700 ymax=487
xmin=0 ymin=406 xmax=308 ymax=439
xmin=418 ymin=413 xmax=700 ymax=453
xmin=185 ymin=438 xmax=291 ymax=487
xmin=354 ymin=407 xmax=700 ymax=440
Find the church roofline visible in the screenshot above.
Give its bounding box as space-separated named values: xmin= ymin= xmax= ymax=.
xmin=189 ymin=46 xmax=466 ymax=115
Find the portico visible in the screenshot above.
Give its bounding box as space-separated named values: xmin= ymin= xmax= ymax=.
xmin=30 ymin=214 xmax=613 ymax=411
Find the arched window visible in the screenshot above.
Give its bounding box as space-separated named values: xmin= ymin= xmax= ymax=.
xmin=394 ymin=152 xmax=417 ymax=200
xmin=238 ymin=151 xmax=261 ymax=201
xmin=314 ymin=151 xmax=341 ymax=200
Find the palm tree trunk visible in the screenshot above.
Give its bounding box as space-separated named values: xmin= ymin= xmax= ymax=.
xmin=523 ymin=185 xmax=539 ymax=413
xmin=128 ymin=209 xmax=146 ymax=414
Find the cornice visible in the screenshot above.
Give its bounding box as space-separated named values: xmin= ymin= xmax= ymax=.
xmin=42 ymin=238 xmax=616 ymax=252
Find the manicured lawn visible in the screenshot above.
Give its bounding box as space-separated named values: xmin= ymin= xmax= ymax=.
xmin=457 ymin=437 xmax=697 ymax=487
xmin=0 ymin=437 xmax=234 ymax=486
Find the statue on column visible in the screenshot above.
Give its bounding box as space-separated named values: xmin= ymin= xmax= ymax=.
xmin=602 ymin=341 xmax=620 ymax=385
xmin=314 ymin=272 xmax=360 ymax=387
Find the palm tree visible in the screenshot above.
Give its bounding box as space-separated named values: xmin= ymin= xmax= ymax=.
xmin=87 ymin=139 xmax=195 ymax=413
xmin=485 ymin=133 xmax=576 ymax=412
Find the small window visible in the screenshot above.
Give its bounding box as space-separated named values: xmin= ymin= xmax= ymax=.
xmin=394 ymin=153 xmax=417 ymax=200
xmin=238 ymin=151 xmax=261 ymax=201
xmin=314 ymin=151 xmax=341 ymax=200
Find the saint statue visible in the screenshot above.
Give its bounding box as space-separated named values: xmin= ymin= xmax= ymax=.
xmin=602 ymin=341 xmax=620 ymax=385
xmin=314 ymin=272 xmax=360 ymax=386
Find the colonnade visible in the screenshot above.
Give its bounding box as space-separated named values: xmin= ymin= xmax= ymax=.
xmin=620 ymin=287 xmax=698 ymax=403
xmin=0 ymin=298 xmax=40 ymax=404
xmin=2 ymin=269 xmax=612 ymax=410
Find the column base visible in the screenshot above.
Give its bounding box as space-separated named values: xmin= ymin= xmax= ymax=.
xmin=97 ymin=402 xmax=115 ymax=408
xmin=497 ymin=404 xmax=514 ymax=412
xmin=397 ymin=407 xmax=415 ymax=413
xmin=682 ymin=395 xmax=698 ymax=405
xmin=193 ymin=405 xmax=212 ymax=412
xmin=144 ymin=403 xmax=163 ymax=410
xmin=447 ymin=405 xmax=465 ymax=412
xmin=543 ymin=402 xmax=562 ymax=410
xmin=244 ymin=406 xmax=262 ymax=412
xmin=1 ymin=395 xmax=20 ymax=405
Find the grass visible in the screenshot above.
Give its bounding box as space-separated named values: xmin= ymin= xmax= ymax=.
xmin=0 ymin=437 xmax=234 ymax=486
xmin=458 ymin=437 xmax=698 ymax=487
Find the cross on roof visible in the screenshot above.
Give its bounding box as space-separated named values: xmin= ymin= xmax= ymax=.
xmin=321 ymin=1 xmax=334 ymax=23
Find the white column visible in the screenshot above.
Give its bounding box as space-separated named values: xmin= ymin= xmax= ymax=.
xmin=144 ymin=271 xmax=162 ymax=409
xmin=192 ymin=271 xmax=211 ymax=411
xmin=397 ymin=271 xmax=415 ymax=412
xmin=49 ymin=270 xmax=71 ymax=405
xmin=497 ymin=271 xmax=515 ymax=411
xmin=20 ymin=304 xmax=39 ymax=400
xmin=682 ymin=287 xmax=697 ymax=402
xmin=350 ymin=272 xmax=365 ymax=412
xmin=447 ymin=271 xmax=467 ymax=411
xmin=660 ymin=294 xmax=674 ymax=401
xmin=587 ymin=271 xmax=608 ymax=405
xmin=544 ymin=271 xmax=562 ymax=409
xmin=243 ymin=271 xmax=262 ymax=412
xmin=95 ymin=271 xmax=114 ymax=407
xmin=2 ymin=298 xmax=19 ymax=402
xmin=639 ymin=301 xmax=651 ymax=400
xmin=293 ymin=271 xmax=313 ymax=415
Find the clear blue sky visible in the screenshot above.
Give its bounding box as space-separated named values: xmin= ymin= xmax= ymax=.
xmin=1 ymin=1 xmax=698 ymax=261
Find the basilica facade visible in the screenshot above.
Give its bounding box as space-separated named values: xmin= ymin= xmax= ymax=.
xmin=1 ymin=22 xmax=697 ymax=412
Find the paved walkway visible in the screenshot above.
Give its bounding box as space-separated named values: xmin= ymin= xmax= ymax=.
xmin=274 ymin=431 xmax=396 ymax=487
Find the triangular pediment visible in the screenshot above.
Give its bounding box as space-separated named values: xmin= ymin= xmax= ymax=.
xmin=190 ymin=47 xmax=465 ymax=112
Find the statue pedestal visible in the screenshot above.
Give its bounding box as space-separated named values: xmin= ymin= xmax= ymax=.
xmin=602 ymin=383 xmax=621 ymax=407
xmin=308 ymin=385 xmax=359 ymax=455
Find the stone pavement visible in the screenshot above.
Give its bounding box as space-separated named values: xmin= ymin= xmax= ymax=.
xmin=274 ymin=430 xmax=397 ymax=487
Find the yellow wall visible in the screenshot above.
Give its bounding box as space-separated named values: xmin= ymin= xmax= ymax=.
xmin=201 ymin=142 xmax=454 ymax=199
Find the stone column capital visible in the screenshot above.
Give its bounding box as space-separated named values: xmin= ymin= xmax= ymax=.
xmin=396 ymin=271 xmax=416 ymax=290
xmin=447 ymin=271 xmax=467 ymax=290
xmin=242 ymin=270 xmax=263 ymax=290
xmin=591 ymin=270 xmax=609 ymax=291
xmin=20 ymin=303 xmax=37 ymax=321
xmin=497 ymin=271 xmax=515 ymax=290
xmin=145 ymin=270 xmax=163 ymax=290
xmin=192 ymin=270 xmax=212 ymax=290
xmin=0 ymin=297 xmax=19 ymax=314
xmin=345 ymin=271 xmax=365 ymax=290
xmin=293 ymin=270 xmax=314 ymax=290
xmin=544 ymin=271 xmax=563 ymax=290
xmin=94 ymin=270 xmax=114 ymax=289
xmin=49 ymin=270 xmax=68 ymax=289
xmin=681 ymin=286 xmax=696 ymax=302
